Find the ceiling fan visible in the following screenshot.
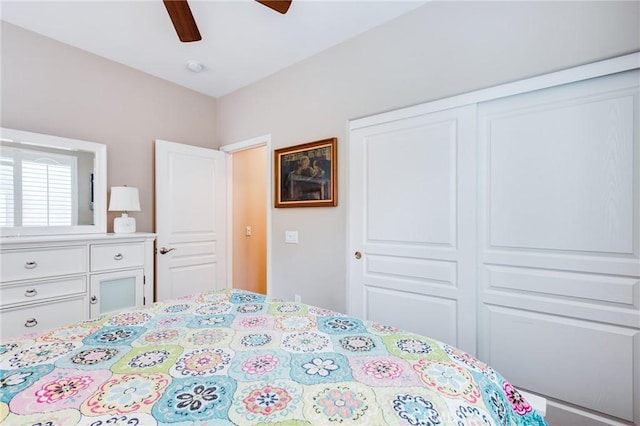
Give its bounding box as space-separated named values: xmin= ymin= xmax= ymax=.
xmin=163 ymin=0 xmax=293 ymax=42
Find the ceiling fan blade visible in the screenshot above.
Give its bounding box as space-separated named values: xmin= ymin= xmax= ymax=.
xmin=163 ymin=0 xmax=201 ymax=42
xmin=256 ymin=0 xmax=292 ymax=15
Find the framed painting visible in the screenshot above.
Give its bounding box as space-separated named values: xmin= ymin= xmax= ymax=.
xmin=274 ymin=137 xmax=337 ymax=208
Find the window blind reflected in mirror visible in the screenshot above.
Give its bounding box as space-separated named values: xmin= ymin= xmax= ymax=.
xmin=0 ymin=146 xmax=77 ymax=227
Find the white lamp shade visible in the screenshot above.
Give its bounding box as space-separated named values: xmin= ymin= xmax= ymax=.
xmin=108 ymin=186 xmax=141 ymax=212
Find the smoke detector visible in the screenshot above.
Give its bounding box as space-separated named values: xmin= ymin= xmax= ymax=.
xmin=186 ymin=60 xmax=204 ymax=73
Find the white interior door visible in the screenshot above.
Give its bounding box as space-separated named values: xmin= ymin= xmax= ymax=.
xmin=155 ymin=140 xmax=227 ymax=301
xmin=348 ymin=104 xmax=477 ymax=354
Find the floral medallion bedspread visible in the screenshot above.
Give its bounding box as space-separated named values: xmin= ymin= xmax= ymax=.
xmin=0 ymin=289 xmax=547 ymax=425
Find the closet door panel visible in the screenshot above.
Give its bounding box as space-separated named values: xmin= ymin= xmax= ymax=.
xmin=478 ymin=69 xmax=640 ymax=425
xmin=487 ymin=96 xmax=634 ymax=254
xmin=485 ymin=265 xmax=637 ymax=305
xmin=366 ymin=255 xmax=457 ymax=290
xmin=367 ymin=287 xmax=457 ymax=344
xmin=366 ymin=121 xmax=456 ymax=245
xmin=349 ymin=104 xmax=477 ymax=354
xmin=481 ymin=265 xmax=639 ymax=328
xmin=485 ymin=306 xmax=637 ymax=422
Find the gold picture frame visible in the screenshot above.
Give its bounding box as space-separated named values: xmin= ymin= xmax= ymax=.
xmin=274 ymin=137 xmax=337 ymax=208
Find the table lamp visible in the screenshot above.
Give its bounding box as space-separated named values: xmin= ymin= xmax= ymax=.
xmin=108 ymin=186 xmax=140 ymax=233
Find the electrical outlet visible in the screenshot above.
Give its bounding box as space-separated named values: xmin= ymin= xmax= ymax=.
xmin=245 ymin=226 xmax=252 ymax=236
xmin=294 ymin=294 xmax=301 ymax=303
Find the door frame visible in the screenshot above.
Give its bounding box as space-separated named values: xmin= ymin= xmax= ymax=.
xmin=220 ymin=134 xmax=272 ymax=295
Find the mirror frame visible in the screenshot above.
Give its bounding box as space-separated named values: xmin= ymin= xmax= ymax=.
xmin=0 ymin=127 xmax=107 ymax=237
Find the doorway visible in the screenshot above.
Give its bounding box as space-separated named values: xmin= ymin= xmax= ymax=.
xmin=221 ymin=136 xmax=271 ymax=295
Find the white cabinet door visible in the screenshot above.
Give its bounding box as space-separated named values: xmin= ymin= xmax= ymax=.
xmin=155 ymin=140 xmax=227 ymax=301
xmin=348 ymin=104 xmax=477 ymax=354
xmin=90 ymin=269 xmax=143 ymax=317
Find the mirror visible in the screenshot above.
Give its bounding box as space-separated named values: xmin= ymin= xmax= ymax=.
xmin=0 ymin=127 xmax=106 ymax=237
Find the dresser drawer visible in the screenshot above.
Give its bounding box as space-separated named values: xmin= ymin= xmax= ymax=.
xmin=0 ymin=276 xmax=87 ymax=307
xmin=0 ymin=246 xmax=86 ymax=282
xmin=90 ymin=242 xmax=145 ymax=272
xmin=0 ymin=296 xmax=87 ymax=339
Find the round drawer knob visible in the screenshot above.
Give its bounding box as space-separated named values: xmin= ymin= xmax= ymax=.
xmin=24 ymin=261 xmax=38 ymax=269
xmin=114 ymin=253 xmax=124 ymax=260
xmin=25 ymin=289 xmax=38 ymax=297
xmin=91 ymin=296 xmax=98 ymax=304
xmin=25 ymin=318 xmax=38 ymax=328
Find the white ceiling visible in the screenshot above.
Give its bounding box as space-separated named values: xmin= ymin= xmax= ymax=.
xmin=0 ymin=1 xmax=427 ymax=98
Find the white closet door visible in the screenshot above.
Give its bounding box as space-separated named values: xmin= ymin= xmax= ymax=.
xmin=348 ymin=105 xmax=477 ymax=354
xmin=477 ymin=69 xmax=640 ymax=425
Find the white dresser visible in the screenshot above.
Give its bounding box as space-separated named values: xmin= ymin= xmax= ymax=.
xmin=0 ymin=233 xmax=155 ymax=339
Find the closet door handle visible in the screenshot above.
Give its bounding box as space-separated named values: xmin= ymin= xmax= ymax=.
xmin=25 ymin=289 xmax=38 ymax=297
xmin=114 ymin=253 xmax=124 ymax=261
xmin=24 ymin=261 xmax=38 ymax=269
xmin=90 ymin=296 xmax=98 ymax=304
xmin=159 ymin=247 xmax=176 ymax=255
xmin=354 ymin=251 xmax=362 ymax=259
xmin=25 ymin=318 xmax=38 ymax=328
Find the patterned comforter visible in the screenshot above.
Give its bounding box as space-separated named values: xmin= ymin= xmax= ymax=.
xmin=0 ymin=289 xmax=547 ymax=425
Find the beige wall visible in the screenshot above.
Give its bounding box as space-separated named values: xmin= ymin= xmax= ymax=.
xmin=217 ymin=1 xmax=640 ymax=312
xmin=232 ymin=146 xmax=267 ymax=294
xmin=1 ymin=22 xmax=217 ymax=233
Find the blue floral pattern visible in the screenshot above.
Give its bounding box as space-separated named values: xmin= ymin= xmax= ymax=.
xmin=393 ymin=394 xmax=442 ymax=425
xmin=82 ymin=327 xmax=145 ymax=347
xmin=187 ymin=314 xmax=234 ymax=329
xmin=152 ymin=376 xmax=236 ymax=422
xmin=54 ymin=345 xmax=130 ymax=371
xmin=230 ymin=293 xmax=265 ymax=304
xmin=0 ymin=364 xmax=54 ymax=403
xmin=318 ymin=316 xmax=366 ymax=334
xmin=164 ymin=303 xmax=191 ymax=313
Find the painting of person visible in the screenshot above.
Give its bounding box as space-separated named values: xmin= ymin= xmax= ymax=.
xmin=275 ymin=137 xmax=337 ymax=207
xmin=312 ymin=159 xmax=325 ymax=178
xmin=282 ymin=155 xmax=330 ymax=201
xmin=298 ymin=155 xmax=313 ymax=177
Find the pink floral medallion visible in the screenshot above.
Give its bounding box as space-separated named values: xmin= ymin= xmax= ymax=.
xmin=173 ymin=348 xmax=232 ymax=376
xmin=243 ymin=385 xmax=292 ymax=416
xmin=363 ymin=359 xmax=402 ymax=379
xmin=141 ymin=329 xmax=180 ymax=344
xmin=106 ymin=312 xmax=151 ymax=327
xmin=314 ymin=386 xmax=367 ymax=422
xmin=503 ymin=381 xmax=532 ymax=415
xmin=35 ymin=375 xmax=93 ymax=404
xmin=239 ymin=316 xmax=268 ymax=328
xmin=37 ymin=326 xmax=98 ymax=342
xmin=242 ymin=354 xmax=279 ymax=375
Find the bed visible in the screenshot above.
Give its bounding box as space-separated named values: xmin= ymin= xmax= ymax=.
xmin=0 ymin=289 xmax=547 ymax=425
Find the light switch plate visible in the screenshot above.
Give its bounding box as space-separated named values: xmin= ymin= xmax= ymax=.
xmin=285 ymin=230 xmax=299 ymax=244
